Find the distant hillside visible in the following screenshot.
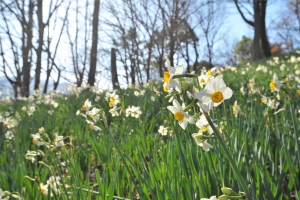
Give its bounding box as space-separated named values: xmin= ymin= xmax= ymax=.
xmin=0 ymin=76 xmax=71 ymax=97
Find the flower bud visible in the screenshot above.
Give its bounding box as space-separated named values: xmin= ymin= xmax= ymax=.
xmin=181 ymin=81 xmax=190 ymax=91
xmin=194 ymin=134 xmax=205 ymax=141
xmin=221 ymin=187 xmax=240 ymax=196
xmin=218 ymin=195 xmax=228 ymax=200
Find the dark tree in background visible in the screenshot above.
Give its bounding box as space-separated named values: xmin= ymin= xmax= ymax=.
xmin=35 ymin=0 xmax=64 ymax=91
xmin=110 ymin=48 xmax=119 ymax=89
xmin=88 ymin=0 xmax=100 ymax=87
xmin=234 ymin=0 xmax=271 ymax=60
xmin=0 ymin=0 xmax=35 ymax=97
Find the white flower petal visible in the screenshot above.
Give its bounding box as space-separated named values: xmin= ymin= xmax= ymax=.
xmin=175 ymin=65 xmax=183 ymax=74
xmin=178 ymin=120 xmax=187 ymax=130
xmin=167 ymin=106 xmax=178 ymax=114
xmin=202 ymin=96 xmax=212 ymax=104
xmin=201 ymin=141 xmax=213 ymax=151
xmin=186 ymin=116 xmax=195 ymax=124
xmin=221 ymin=87 xmax=233 ymax=99
xmin=195 ymin=90 xmax=211 ymax=101
xmin=172 ymin=99 xmax=182 ymax=109
xmin=202 ymin=102 xmax=213 ymax=112
xmin=213 ymin=76 xmax=226 ymax=91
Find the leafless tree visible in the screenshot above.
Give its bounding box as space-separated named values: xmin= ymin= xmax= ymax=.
xmin=234 ymin=0 xmax=271 ymax=60
xmin=197 ymin=1 xmax=225 ymax=65
xmin=103 ymin=1 xmax=139 ymax=85
xmin=270 ymin=0 xmax=300 ymax=51
xmin=177 ymin=19 xmax=199 ymax=72
xmin=34 ymin=0 xmax=63 ymax=91
xmin=66 ymin=0 xmax=91 ymax=87
xmin=87 ymin=0 xmax=100 ymax=87
xmin=0 ymin=0 xmax=69 ymax=97
xmin=0 ymin=0 xmax=35 ymax=97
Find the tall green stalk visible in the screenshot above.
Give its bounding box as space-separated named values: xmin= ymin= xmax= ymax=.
xmin=203 ymin=111 xmax=252 ymax=200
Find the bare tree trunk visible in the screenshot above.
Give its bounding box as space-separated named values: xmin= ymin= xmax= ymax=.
xmin=259 ymin=0 xmax=271 ymax=58
xmin=146 ymin=39 xmax=153 ymax=82
xmin=234 ymin=0 xmax=270 ymax=60
xmin=34 ymin=0 xmax=44 ymax=91
xmin=21 ymin=0 xmax=34 ymax=97
xmin=43 ymin=0 xmax=70 ymax=93
xmin=130 ymin=56 xmax=135 ymax=85
xmin=88 ymin=0 xmax=100 ymax=86
xmin=253 ymin=2 xmax=262 ymax=60
xmin=110 ymin=48 xmax=119 ymax=89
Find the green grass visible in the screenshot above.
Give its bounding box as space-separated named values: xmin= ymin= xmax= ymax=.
xmin=0 ymin=51 xmax=300 ymax=199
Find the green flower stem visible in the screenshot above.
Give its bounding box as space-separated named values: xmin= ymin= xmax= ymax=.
xmin=173 ymin=73 xmax=198 ymax=79
xmin=183 ymin=99 xmax=197 ymax=112
xmin=227 ymin=195 xmax=246 ymax=199
xmin=202 ymin=111 xmax=252 ymax=200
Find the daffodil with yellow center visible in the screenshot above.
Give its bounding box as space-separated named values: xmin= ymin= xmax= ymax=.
xmin=54 ymin=133 xmax=64 ymax=147
xmin=89 ymin=124 xmax=94 ymax=130
xmin=260 ymin=95 xmax=268 ymax=104
xmin=106 ymin=92 xmax=120 ymax=108
xmin=196 ymin=115 xmax=214 ymax=134
xmin=39 ymin=183 xmax=48 ymax=195
xmin=198 ymin=74 xmax=209 ymax=87
xmin=233 ymin=104 xmax=237 ymax=115
xmin=192 ymin=131 xmax=213 ymax=152
xmin=82 ymin=99 xmax=91 ymax=112
xmin=167 ymin=99 xmax=194 ymax=130
xmin=40 ymin=187 xmax=46 ymax=194
xmin=31 ymin=133 xmax=43 ymax=146
xmin=39 ymin=127 xmax=45 ymax=134
xmin=86 ymin=120 xmax=101 ymax=131
xmin=163 ymin=59 xmax=183 ymax=92
xmin=194 ymin=76 xmax=233 ymax=112
xmin=232 ymin=100 xmax=240 ymax=117
xmin=269 ymin=73 xmax=283 ymax=92
xmin=297 ymin=90 xmax=300 ymax=96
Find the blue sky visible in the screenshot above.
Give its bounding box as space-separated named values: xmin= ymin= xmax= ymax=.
xmin=225 ymin=0 xmax=285 ymax=43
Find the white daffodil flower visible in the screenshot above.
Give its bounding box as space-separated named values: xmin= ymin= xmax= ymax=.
xmin=195 ymin=115 xmax=213 ymax=134
xmin=82 ymin=99 xmax=92 ymax=112
xmin=269 ymin=73 xmax=283 ymax=92
xmin=192 ymin=131 xmax=213 ymax=152
xmin=167 ymin=99 xmax=195 ymax=130
xmin=54 ymin=133 xmax=64 ymax=147
xmin=158 ymin=125 xmax=168 ymax=136
xmin=31 ymin=133 xmax=44 ymax=146
xmin=164 ymin=59 xmax=183 ymax=92
xmin=194 ymin=76 xmax=233 ymax=112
